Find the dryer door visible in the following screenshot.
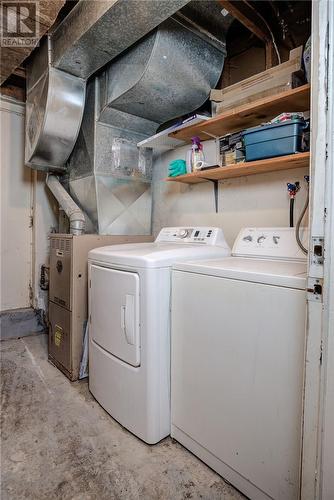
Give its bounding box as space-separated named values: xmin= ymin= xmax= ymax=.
xmin=90 ymin=265 xmax=140 ymax=367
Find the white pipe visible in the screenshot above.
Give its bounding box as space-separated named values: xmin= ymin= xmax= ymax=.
xmin=46 ymin=174 xmax=85 ymax=235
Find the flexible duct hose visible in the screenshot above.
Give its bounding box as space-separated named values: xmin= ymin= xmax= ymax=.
xmin=295 ymin=181 xmax=309 ymax=255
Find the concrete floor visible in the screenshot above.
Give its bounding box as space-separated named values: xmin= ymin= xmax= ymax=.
xmin=1 ymin=334 xmax=246 ymax=500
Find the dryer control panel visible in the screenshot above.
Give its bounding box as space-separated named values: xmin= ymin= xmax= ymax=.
xmin=156 ymin=227 xmax=228 ymax=247
xmin=233 ymin=227 xmax=308 ymax=261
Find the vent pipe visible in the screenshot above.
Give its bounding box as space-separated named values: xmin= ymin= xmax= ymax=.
xmin=46 ymin=175 xmax=85 ymax=235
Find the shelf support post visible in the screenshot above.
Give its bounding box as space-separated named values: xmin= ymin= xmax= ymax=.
xmin=213 ymin=180 xmax=219 ymax=214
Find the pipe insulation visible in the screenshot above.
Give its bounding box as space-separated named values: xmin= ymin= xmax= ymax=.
xmin=47 ymin=175 xmax=85 ymax=235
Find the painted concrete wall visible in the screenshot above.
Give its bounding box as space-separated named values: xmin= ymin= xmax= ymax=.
xmin=0 ymin=98 xmax=58 ymax=313
xmin=32 ymin=170 xmax=58 ymax=312
xmin=0 ymin=98 xmax=32 ymax=311
xmin=152 ymin=141 xmax=309 ymax=247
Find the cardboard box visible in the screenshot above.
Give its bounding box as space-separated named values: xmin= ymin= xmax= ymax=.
xmin=217 ymin=131 xmax=245 ymax=166
xmin=211 ymin=46 xmax=305 ymax=115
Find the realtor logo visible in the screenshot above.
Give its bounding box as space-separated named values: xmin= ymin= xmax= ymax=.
xmin=0 ymin=1 xmax=39 ymax=47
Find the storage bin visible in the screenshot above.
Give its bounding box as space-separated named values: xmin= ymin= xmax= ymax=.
xmin=242 ymin=119 xmax=307 ymax=161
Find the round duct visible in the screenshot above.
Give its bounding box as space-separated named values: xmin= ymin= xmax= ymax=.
xmin=25 ymin=66 xmax=86 ymax=171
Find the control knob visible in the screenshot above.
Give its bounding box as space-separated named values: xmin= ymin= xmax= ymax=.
xmin=243 ymin=235 xmax=253 ymax=242
xmin=177 ymin=229 xmax=189 ymax=239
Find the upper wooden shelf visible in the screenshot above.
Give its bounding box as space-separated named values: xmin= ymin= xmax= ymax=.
xmin=165 ymin=152 xmax=310 ymax=184
xmin=169 ymin=84 xmax=310 ymax=143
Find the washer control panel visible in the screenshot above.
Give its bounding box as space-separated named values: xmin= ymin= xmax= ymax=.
xmin=156 ymin=227 xmax=228 ymax=246
xmin=234 ymin=227 xmax=308 ymax=261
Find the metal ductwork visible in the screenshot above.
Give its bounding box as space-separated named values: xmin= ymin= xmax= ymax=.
xmin=102 ymin=16 xmax=225 ymax=124
xmin=49 ymin=0 xmax=192 ymax=79
xmin=25 ymin=0 xmax=193 ymax=172
xmin=67 ymin=14 xmax=227 ymax=235
xmin=67 ymin=78 xmax=154 ymax=236
xmin=25 ymin=0 xmax=232 ymax=235
xmin=25 ymin=38 xmax=86 ymax=171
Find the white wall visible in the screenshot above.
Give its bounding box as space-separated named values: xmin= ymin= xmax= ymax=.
xmin=0 ymin=98 xmax=32 ymax=311
xmin=31 ymin=170 xmax=58 ymax=312
xmin=152 ymin=141 xmax=309 ymax=247
xmin=0 ymin=97 xmax=58 ymax=313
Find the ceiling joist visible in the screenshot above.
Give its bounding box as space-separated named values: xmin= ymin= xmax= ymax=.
xmin=0 ymin=0 xmax=66 ymax=85
xmin=219 ymin=0 xmax=278 ymax=67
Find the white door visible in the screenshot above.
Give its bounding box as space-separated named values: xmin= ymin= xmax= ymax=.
xmin=90 ymin=265 xmax=140 ymax=367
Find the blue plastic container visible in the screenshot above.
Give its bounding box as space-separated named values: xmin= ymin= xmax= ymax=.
xmin=242 ymin=119 xmax=306 ymax=161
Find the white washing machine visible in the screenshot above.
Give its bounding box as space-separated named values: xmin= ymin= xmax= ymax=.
xmin=171 ymin=227 xmax=308 ymax=500
xmin=88 ymin=227 xmax=230 ymax=444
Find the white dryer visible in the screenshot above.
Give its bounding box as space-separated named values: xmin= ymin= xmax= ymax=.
xmin=88 ymin=227 xmax=230 ymax=444
xmin=171 ymin=227 xmax=308 ymax=500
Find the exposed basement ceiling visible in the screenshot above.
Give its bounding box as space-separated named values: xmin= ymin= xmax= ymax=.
xmin=0 ymin=0 xmax=66 ymax=85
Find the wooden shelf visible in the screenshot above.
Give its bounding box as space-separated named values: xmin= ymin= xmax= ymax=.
xmin=165 ymin=152 xmax=310 ymax=184
xmin=169 ymin=84 xmax=310 ymax=143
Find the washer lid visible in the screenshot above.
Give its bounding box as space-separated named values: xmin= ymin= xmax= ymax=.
xmin=88 ymin=242 xmax=231 ymax=269
xmin=173 ymin=257 xmax=307 ymax=289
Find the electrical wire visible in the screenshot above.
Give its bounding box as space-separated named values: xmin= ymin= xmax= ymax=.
xmin=244 ymin=0 xmax=281 ymax=64
xmin=295 ymin=183 xmax=309 ymax=255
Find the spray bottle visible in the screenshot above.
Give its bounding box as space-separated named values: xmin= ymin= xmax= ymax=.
xmin=186 ymin=136 xmax=205 ymax=173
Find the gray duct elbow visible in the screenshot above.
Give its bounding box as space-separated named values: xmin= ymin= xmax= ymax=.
xmin=46 ymin=175 xmax=85 ymax=235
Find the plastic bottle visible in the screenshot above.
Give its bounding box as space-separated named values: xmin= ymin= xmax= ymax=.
xmin=186 ymin=136 xmax=205 ymax=172
xmin=186 ymin=148 xmax=192 ymax=173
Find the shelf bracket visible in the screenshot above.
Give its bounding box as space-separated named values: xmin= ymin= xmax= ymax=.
xmin=201 ymin=178 xmax=219 ymax=213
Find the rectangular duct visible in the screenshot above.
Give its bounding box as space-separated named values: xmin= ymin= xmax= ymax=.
xmin=66 ymin=12 xmax=228 ymax=236
xmin=67 ymin=78 xmax=154 ymax=236
xmin=50 ymin=0 xmax=191 ymax=79
xmin=25 ymin=0 xmax=194 ymax=171
xmin=25 ymin=0 xmax=231 ymax=236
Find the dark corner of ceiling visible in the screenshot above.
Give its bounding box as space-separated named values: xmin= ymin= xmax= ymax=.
xmin=0 ymin=0 xmax=78 ymax=101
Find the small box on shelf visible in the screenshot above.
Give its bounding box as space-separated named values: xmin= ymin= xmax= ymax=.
xmin=216 ymin=130 xmax=245 ymax=167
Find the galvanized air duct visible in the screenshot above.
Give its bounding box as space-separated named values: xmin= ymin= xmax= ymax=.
xmin=25 ymin=0 xmax=232 ymax=236
xmin=50 ymin=0 xmax=192 ymax=79
xmin=25 ymin=1 xmax=192 ymax=172
xmin=67 ymin=78 xmax=155 ymax=235
xmin=101 ymin=16 xmax=225 ymax=124
xmin=46 ymin=175 xmax=85 ymax=235
xmin=25 ymin=38 xmax=86 ymax=171
xmin=67 ymin=15 xmax=227 ymax=235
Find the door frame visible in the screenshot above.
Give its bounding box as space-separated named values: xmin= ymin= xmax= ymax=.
xmin=301 ymin=1 xmax=334 ymax=498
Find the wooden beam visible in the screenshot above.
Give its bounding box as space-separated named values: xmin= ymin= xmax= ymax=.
xmin=220 ymin=0 xmax=279 ymax=68
xmin=265 ymin=41 xmax=277 ymax=69
xmin=0 ymin=84 xmax=25 ymax=102
xmin=12 ymin=67 xmax=26 ymax=80
xmin=0 ymin=0 xmax=66 ymax=85
xmin=219 ymin=0 xmax=271 ymax=43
